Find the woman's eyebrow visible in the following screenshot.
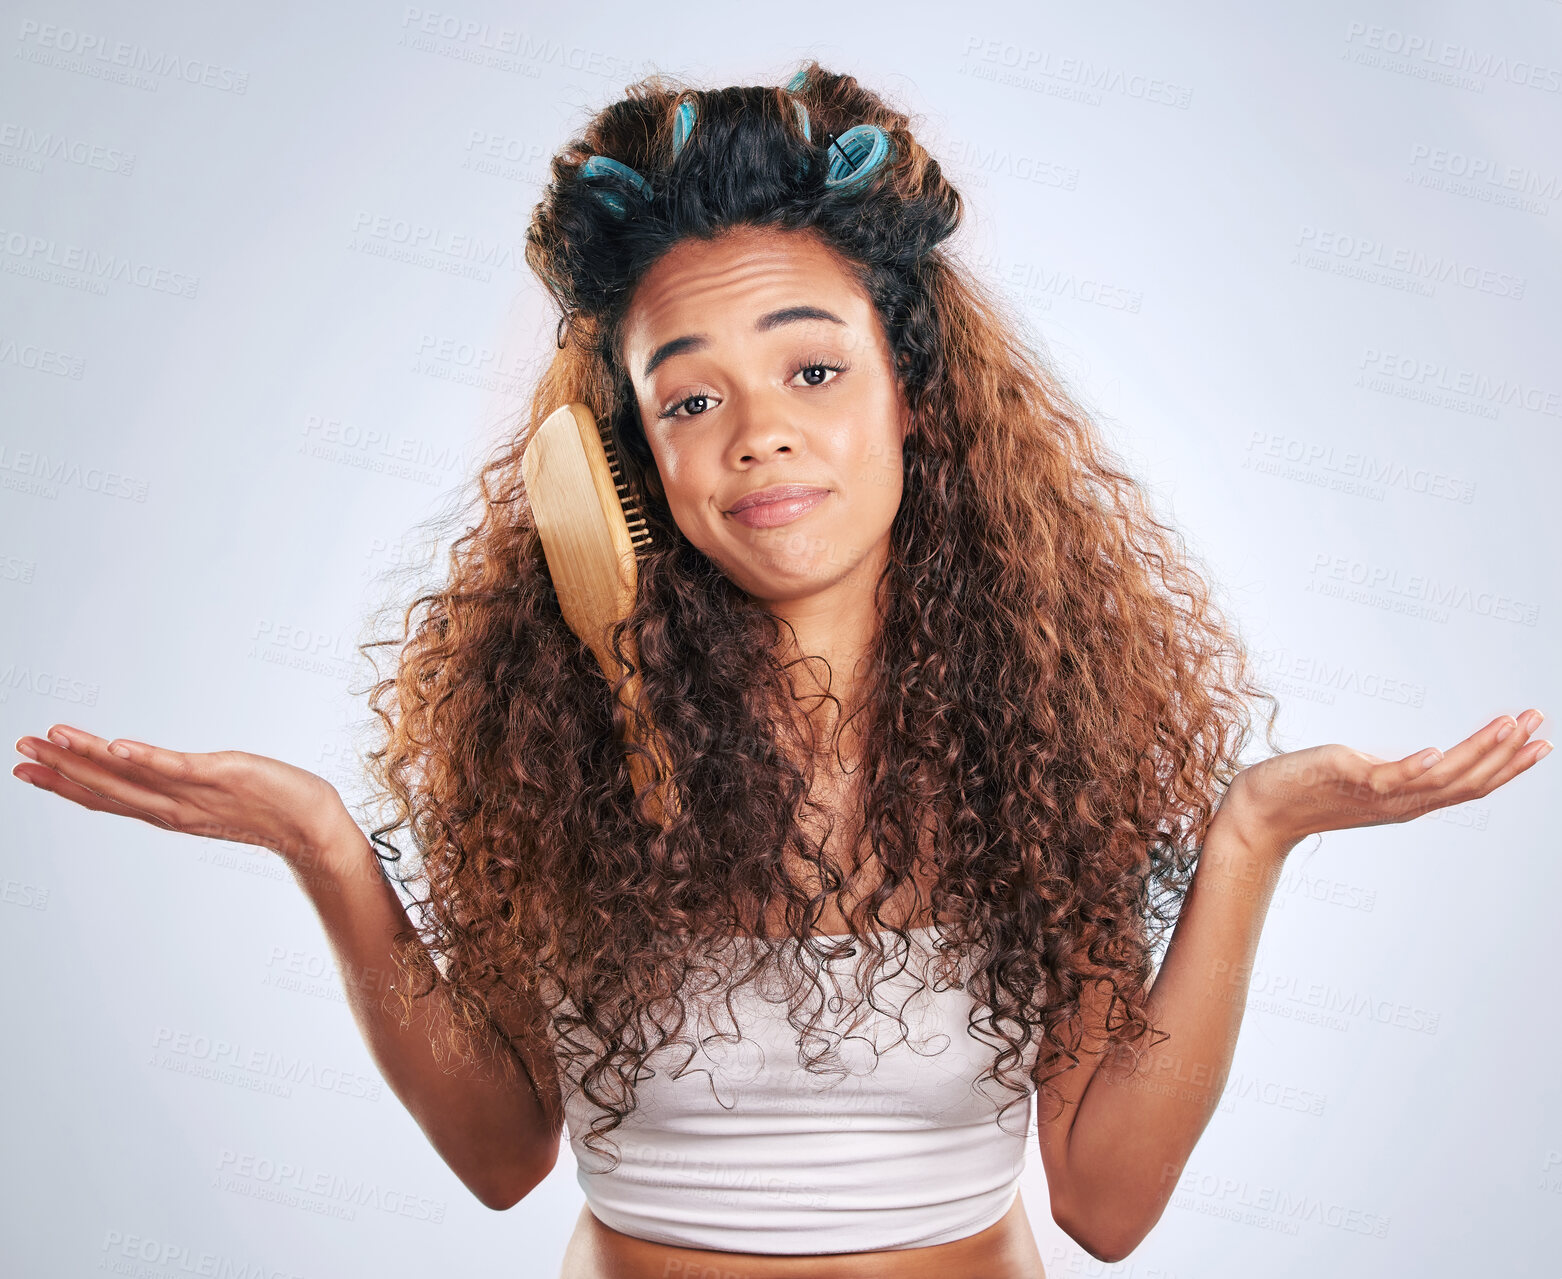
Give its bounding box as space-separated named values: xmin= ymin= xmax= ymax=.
xmin=641 ymin=306 xmax=846 ymax=380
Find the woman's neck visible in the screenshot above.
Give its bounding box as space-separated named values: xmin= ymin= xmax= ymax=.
xmin=761 ymin=544 xmax=892 ymax=753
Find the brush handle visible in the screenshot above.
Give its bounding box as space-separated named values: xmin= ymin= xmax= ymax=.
xmin=588 ymin=641 xmax=677 ymax=829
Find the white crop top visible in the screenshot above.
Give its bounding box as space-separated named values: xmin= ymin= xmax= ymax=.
xmin=556 ymin=922 xmax=1040 ymax=1254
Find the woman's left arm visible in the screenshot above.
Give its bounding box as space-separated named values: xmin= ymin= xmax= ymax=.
xmin=1056 ymin=709 xmax=1551 ymax=1263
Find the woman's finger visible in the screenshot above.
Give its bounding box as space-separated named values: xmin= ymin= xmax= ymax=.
xmin=13 ymin=757 xmax=179 ymax=830
xmin=1363 ymin=712 xmax=1547 ymax=823
xmin=1451 ymin=710 xmax=1536 ymax=792
xmin=99 ymin=734 xmax=203 ymax=784
xmin=1486 ymin=735 xmax=1553 ymax=789
xmin=1415 ymin=710 xmax=1543 ymax=802
xmin=1414 ymin=713 xmax=1531 ymax=790
xmin=1358 ymin=746 xmax=1442 ymax=809
xmin=1400 ymin=746 xmax=1444 ymax=781
xmin=16 ymin=726 xmax=187 ymax=828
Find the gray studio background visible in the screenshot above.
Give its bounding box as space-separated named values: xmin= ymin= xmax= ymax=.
xmin=3 ymin=2 xmax=1559 ymax=1276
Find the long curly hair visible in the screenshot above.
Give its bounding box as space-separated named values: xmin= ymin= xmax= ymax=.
xmin=354 ymin=61 xmax=1284 ymax=1171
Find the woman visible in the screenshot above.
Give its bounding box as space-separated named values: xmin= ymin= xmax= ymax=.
xmin=12 ymin=63 xmax=1548 ymax=1279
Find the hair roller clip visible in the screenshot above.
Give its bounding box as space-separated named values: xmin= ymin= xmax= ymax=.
xmin=579 ymin=154 xmax=653 ymax=219
xmin=790 ymin=97 xmax=811 ymax=144
xmin=822 ymin=124 xmax=893 ymax=194
xmin=780 ymin=76 xmax=811 ymax=179
xmin=788 ymin=100 xmax=812 ymax=179
xmin=671 ymin=100 xmax=697 ymax=161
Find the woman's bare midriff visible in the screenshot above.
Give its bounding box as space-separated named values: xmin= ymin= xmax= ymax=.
xmin=557 ymin=1187 xmax=1047 ymax=1279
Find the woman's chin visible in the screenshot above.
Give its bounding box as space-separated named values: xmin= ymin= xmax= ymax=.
xmin=725 ymin=556 xmax=857 ymax=603
xmin=702 ymin=522 xmax=886 ymax=604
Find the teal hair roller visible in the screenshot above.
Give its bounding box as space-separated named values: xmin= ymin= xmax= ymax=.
xmin=783 ymin=68 xmax=812 ymax=140
xmin=780 ymin=75 xmax=812 ymax=178
xmin=672 ymin=100 xmax=697 ymax=160
xmin=790 ymin=97 xmax=811 ymax=143
xmin=823 ymin=123 xmax=892 ymax=193
xmin=579 ymin=153 xmax=653 ymax=218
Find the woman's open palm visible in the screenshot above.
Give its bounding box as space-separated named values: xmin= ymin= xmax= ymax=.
xmin=12 ymin=723 xmax=357 ymax=868
xmin=1225 ymin=708 xmax=1551 ymax=851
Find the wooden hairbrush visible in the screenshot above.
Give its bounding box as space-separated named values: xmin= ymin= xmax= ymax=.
xmin=520 ymin=401 xmax=679 ymax=828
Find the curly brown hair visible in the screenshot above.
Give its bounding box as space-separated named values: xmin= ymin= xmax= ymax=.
xmin=354 ymin=61 xmax=1284 ymax=1172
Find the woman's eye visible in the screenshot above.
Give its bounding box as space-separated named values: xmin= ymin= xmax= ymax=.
xmin=794 ymin=362 xmax=844 ymax=388
xmin=661 ymin=393 xmax=713 ymax=420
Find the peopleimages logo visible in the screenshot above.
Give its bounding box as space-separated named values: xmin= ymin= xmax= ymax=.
xmin=347 ymin=210 xmax=525 ymax=283
xmin=1359 ymin=348 xmax=1561 ymax=420
xmin=941 ymin=137 xmax=1080 ymax=192
xmin=214 ymin=1149 xmax=448 ymax=1223
xmin=1240 ymin=430 xmax=1479 ymax=505
xmin=1343 ymin=22 xmax=1562 ymax=94
xmin=395 ymin=8 xmax=633 ymax=80
xmin=98 ymin=1230 xmax=300 ymax=1279
xmin=1296 ymin=226 xmax=1525 ymax=299
xmin=0 ymin=226 xmax=199 ymax=298
xmin=1211 ymin=960 xmax=1443 ymax=1036
xmin=1408 ymin=143 xmax=1562 ymax=199
xmin=1171 ymin=1165 xmax=1391 ymax=1239
xmin=959 ymin=35 xmax=1194 ymax=108
xmin=150 ymin=1025 xmax=385 ymax=1100
xmin=0 ymin=122 xmax=136 ymax=176
xmin=14 ymin=20 xmax=250 ymax=93
xmin=0 ymin=336 xmax=85 ymax=379
xmin=1305 ymin=553 xmax=1539 ymax=627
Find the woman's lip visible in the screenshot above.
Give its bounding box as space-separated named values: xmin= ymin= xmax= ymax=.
xmin=726 ymin=489 xmax=830 ymax=529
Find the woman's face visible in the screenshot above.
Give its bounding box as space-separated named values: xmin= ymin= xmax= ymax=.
xmin=620 ymin=226 xmax=911 ymax=608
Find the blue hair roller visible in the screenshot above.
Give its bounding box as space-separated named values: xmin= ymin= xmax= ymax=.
xmin=789 ymin=98 xmax=812 ymax=180
xmin=782 ymin=74 xmax=810 ymax=178
xmin=672 ymin=100 xmax=697 ymax=161
xmin=580 ymin=153 xmax=652 ymax=218
xmin=823 ymin=124 xmax=892 ymax=193
xmin=791 ymin=97 xmax=811 ymax=143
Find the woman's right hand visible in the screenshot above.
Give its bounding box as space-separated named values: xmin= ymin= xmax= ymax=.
xmin=12 ymin=723 xmax=363 ymax=876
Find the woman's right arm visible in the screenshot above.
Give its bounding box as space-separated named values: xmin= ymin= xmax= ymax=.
xmin=12 ymin=724 xmax=561 ymax=1211
xmin=290 ymin=818 xmax=562 ymax=1211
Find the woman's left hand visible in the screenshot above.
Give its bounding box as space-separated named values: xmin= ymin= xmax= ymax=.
xmin=1220 ymin=709 xmax=1551 ymax=856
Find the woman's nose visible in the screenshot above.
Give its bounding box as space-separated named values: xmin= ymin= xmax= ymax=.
xmin=726 ymin=396 xmax=805 ymax=463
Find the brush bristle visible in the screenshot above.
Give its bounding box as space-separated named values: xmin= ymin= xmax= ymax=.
xmin=597 ymin=417 xmax=653 ymax=558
